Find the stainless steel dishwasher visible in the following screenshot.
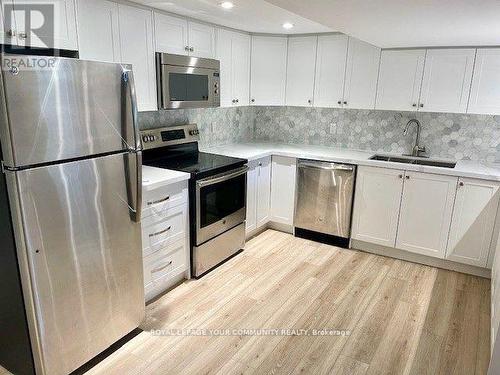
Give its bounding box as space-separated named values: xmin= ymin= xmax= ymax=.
xmin=294 ymin=159 xmax=356 ymax=247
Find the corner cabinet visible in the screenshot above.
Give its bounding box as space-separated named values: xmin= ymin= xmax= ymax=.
xmin=446 ymin=178 xmax=500 ymax=267
xmin=250 ymin=35 xmax=288 ymax=106
xmin=396 ymin=172 xmax=457 ymax=258
xmin=118 ymin=4 xmax=157 ymax=111
xmin=351 ymin=166 xmax=404 ymax=247
xmin=270 ymin=156 xmax=297 ymax=229
xmin=285 ymin=36 xmax=317 ymax=107
xmin=246 ymin=156 xmax=271 ymax=236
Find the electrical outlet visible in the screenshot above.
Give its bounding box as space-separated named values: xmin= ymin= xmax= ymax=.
xmin=329 ymin=123 xmax=337 ymax=134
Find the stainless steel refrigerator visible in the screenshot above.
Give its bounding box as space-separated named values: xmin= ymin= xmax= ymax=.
xmin=0 ymin=55 xmax=144 ymax=375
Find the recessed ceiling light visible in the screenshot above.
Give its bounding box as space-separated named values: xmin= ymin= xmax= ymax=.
xmin=282 ymin=22 xmax=294 ymax=30
xmin=220 ymin=1 xmax=234 ymax=9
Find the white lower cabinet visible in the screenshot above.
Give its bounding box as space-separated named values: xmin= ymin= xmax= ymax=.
xmin=246 ymin=156 xmax=271 ymax=235
xmin=351 ymin=166 xmax=404 ymax=247
xmin=446 ymin=178 xmax=500 ymax=267
xmin=142 ymin=179 xmax=189 ymax=302
xmin=270 ymin=156 xmax=296 ymax=227
xmin=396 ymin=172 xmax=457 ymax=258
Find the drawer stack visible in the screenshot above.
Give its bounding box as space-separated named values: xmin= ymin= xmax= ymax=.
xmin=141 ymin=180 xmax=189 ymax=301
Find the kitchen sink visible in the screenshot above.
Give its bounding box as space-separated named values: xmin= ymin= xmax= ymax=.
xmin=369 ymin=154 xmax=457 ymax=169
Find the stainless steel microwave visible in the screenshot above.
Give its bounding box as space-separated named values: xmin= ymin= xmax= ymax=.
xmin=156 ymin=52 xmax=220 ymax=109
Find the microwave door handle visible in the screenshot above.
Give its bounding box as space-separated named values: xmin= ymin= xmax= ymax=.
xmin=197 ymin=166 xmax=249 ymax=188
xmin=122 ymin=68 xmax=141 ymax=151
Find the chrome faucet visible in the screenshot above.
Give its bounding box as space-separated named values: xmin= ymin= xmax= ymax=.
xmin=403 ymin=119 xmax=426 ymax=157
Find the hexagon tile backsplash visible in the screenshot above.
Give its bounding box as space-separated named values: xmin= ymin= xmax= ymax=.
xmin=138 ymin=106 xmax=500 ymax=163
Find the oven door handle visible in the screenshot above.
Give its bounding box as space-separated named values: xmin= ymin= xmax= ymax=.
xmin=196 ymin=166 xmax=249 ymax=188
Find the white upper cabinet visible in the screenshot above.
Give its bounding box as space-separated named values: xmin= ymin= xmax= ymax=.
xmin=76 ymin=0 xmax=120 ymax=62
xmin=188 ymin=21 xmax=215 ymax=58
xmin=250 ymin=35 xmax=287 ymax=106
xmin=286 ymin=36 xmax=317 ymax=107
xmin=468 ymin=48 xmax=500 ymax=115
xmin=343 ymin=38 xmax=381 ymax=110
xmin=447 ymin=178 xmax=500 ymax=267
xmin=0 ymin=0 xmax=14 ymax=45
xmin=216 ymin=28 xmax=250 ymax=107
xmin=12 ymin=0 xmax=78 ymax=50
xmin=154 ymin=14 xmax=214 ymax=58
xmin=154 ymin=12 xmax=188 ymax=55
xmin=351 ymin=166 xmax=404 ymax=247
xmin=396 ymin=172 xmax=457 ymax=258
xmin=118 ymin=4 xmax=156 ymax=112
xmin=313 ymin=35 xmax=348 ymax=108
xmin=419 ymin=49 xmax=475 ymax=113
xmin=375 ymin=49 xmax=426 ymax=111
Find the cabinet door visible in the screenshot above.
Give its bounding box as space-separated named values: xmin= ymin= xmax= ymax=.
xmin=216 ymin=28 xmax=233 ymax=107
xmin=313 ymin=34 xmax=348 ymax=108
xmin=154 ymin=12 xmax=188 ymax=55
xmin=256 ymin=156 xmax=271 ymax=228
xmin=468 ymin=49 xmax=500 ymax=115
xmin=351 ymin=166 xmax=404 ymax=247
xmin=419 ymin=49 xmax=475 ymax=113
xmin=188 ymin=21 xmax=215 ymax=58
xmin=246 ymin=162 xmax=257 ymax=234
xmin=375 ymin=49 xmax=426 ymax=111
xmin=396 ymin=172 xmax=457 ymax=258
xmin=447 ymin=178 xmax=500 ymax=267
xmin=118 ymin=4 xmax=157 ymax=112
xmin=270 ymin=156 xmax=296 ymax=226
xmin=250 ymin=36 xmax=287 ymax=106
xmin=76 ymin=0 xmax=120 ymax=62
xmin=286 ymin=36 xmax=317 ymax=107
xmin=0 ymin=0 xmax=16 ymax=45
xmin=343 ymin=38 xmax=380 ymax=110
xmin=13 ymin=0 xmax=78 ymax=50
xmin=231 ymin=32 xmax=250 ymax=106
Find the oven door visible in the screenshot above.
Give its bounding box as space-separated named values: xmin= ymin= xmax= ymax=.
xmin=196 ymin=166 xmax=248 ymax=245
xmin=160 ymin=64 xmax=220 ymax=109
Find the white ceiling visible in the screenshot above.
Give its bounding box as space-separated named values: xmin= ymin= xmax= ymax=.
xmin=132 ymin=0 xmax=332 ymax=34
xmin=266 ymin=0 xmax=500 ymax=48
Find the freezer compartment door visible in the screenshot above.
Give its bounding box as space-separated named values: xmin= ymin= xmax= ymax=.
xmin=295 ymin=160 xmax=356 ymax=238
xmin=12 ymin=152 xmax=144 ymax=375
xmin=0 ymin=55 xmax=139 ymax=167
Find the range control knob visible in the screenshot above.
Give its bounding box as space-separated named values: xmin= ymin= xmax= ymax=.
xmin=149 ymin=135 xmax=155 ymax=142
xmin=142 ymin=135 xmax=149 ymax=143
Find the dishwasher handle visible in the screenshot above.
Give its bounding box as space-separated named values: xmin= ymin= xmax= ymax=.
xmin=298 ymin=160 xmax=355 ymax=172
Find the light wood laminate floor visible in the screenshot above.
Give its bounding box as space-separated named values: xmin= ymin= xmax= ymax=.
xmin=1 ymin=230 xmax=491 ymax=375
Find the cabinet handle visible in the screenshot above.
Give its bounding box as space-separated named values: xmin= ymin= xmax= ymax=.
xmin=149 ymin=226 xmax=172 ymax=238
xmin=6 ymin=29 xmax=16 ymax=38
xmin=232 ymin=99 xmax=236 ymax=104
xmin=412 ymin=103 xmax=417 ymax=107
xmin=343 ymin=101 xmax=347 ymax=105
xmin=308 ymin=99 xmax=312 ymax=104
xmin=419 ymin=103 xmax=424 ymax=108
xmin=189 ymin=47 xmax=194 ymax=52
xmin=398 ymin=174 xmax=403 ymax=179
xmin=185 ymin=46 xmax=190 ymax=51
xmin=337 ymin=100 xmax=342 ymax=105
xmin=147 ymin=196 xmax=170 ymax=206
xmin=459 ymin=181 xmax=464 ymax=187
xmin=251 ymin=99 xmax=255 ymax=103
xmin=258 ymin=162 xmax=262 ymax=167
xmin=235 ymin=99 xmax=239 ymax=103
xmin=151 ymin=260 xmax=173 ymax=273
xmin=405 ymin=175 xmax=410 ymax=180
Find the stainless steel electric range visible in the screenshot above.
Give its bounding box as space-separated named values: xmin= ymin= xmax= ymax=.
xmin=141 ymin=124 xmax=248 ymax=278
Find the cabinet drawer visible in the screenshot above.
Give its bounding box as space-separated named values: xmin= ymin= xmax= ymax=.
xmin=143 ymin=240 xmax=187 ymax=293
xmin=142 ymin=204 xmax=188 ymax=257
xmin=142 ymin=180 xmax=188 ymax=219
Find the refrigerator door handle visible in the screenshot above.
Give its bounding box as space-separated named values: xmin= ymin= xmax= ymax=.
xmin=122 ymin=68 xmax=141 ymax=152
xmin=129 ymin=151 xmax=142 ymax=223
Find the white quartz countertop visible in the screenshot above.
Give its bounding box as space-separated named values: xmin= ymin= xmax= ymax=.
xmin=202 ymin=142 xmax=500 ymax=182
xmin=142 ymin=165 xmax=190 ymax=191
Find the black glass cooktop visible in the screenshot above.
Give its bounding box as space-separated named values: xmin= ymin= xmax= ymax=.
xmin=143 ymin=142 xmax=247 ymax=179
